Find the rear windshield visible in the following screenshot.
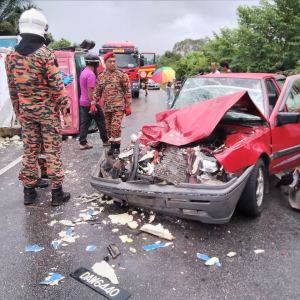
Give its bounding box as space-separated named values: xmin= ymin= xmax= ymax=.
xmin=173 ymin=77 xmax=265 ymax=114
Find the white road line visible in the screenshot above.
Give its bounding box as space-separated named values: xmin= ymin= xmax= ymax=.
xmin=0 ymin=155 xmax=22 ymax=176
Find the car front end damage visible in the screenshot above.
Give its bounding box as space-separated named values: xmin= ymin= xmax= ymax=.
xmin=90 ymin=91 xmax=271 ymax=224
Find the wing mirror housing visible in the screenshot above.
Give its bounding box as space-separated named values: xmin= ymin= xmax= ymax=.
xmin=275 ymin=112 xmax=300 ymax=127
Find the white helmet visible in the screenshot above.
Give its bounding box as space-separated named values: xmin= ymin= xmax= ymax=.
xmin=19 ymin=8 xmax=48 ymax=38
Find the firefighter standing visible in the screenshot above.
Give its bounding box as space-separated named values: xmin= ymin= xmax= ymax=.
xmin=93 ymin=52 xmax=132 ymax=156
xmin=144 ymin=78 xmax=149 ymax=96
xmin=5 ymin=9 xmax=71 ymax=206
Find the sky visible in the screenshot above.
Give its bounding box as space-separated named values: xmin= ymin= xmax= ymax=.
xmin=36 ymin=0 xmax=261 ymax=55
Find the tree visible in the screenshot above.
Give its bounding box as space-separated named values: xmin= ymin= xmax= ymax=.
xmin=156 ymin=50 xmax=182 ymax=72
xmin=0 ymin=0 xmax=37 ymax=35
xmin=173 ymin=38 xmax=207 ymax=56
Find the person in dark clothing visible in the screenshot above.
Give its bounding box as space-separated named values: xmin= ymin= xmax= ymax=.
xmin=79 ymin=52 xmax=110 ymax=149
xmin=198 ymin=69 xmax=204 ymax=75
xmin=220 ymin=61 xmax=232 ymax=73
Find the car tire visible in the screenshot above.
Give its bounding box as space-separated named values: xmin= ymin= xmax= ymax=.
xmin=132 ymin=91 xmax=139 ymax=98
xmin=237 ymin=158 xmax=265 ymax=217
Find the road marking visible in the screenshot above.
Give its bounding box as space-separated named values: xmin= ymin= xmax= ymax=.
xmin=0 ymin=155 xmax=22 ymax=176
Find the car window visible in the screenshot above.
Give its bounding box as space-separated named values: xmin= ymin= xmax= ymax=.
xmin=276 ymin=78 xmax=299 ymax=108
xmin=286 ymin=79 xmax=300 ymax=112
xmin=265 ymin=80 xmax=279 ymax=113
xmin=173 ymin=77 xmax=265 ymax=114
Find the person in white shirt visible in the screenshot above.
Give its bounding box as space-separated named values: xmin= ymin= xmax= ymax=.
xmin=210 ymin=62 xmax=220 ymax=74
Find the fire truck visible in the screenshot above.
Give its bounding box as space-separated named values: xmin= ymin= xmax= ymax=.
xmin=99 ymin=41 xmax=155 ymax=98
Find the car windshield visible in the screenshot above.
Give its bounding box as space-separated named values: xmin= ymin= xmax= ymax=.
xmin=173 ymin=77 xmax=265 ymax=115
xmin=115 ymin=54 xmax=138 ymax=68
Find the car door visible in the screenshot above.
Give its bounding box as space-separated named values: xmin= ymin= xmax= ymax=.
xmin=269 ymin=75 xmax=300 ymax=175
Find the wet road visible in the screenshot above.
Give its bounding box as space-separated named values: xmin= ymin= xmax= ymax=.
xmin=1 ymin=89 xmax=300 ymax=300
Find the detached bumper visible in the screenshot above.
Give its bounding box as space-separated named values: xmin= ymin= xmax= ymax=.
xmin=90 ymin=161 xmax=254 ymax=224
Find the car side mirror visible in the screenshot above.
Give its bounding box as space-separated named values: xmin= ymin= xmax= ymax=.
xmin=275 ymin=112 xmax=300 ymax=127
xmin=140 ymin=57 xmax=145 ymax=67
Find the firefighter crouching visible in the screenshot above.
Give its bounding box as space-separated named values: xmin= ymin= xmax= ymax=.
xmin=5 ymin=8 xmax=71 ymax=206
xmin=93 ymin=52 xmax=132 ymax=157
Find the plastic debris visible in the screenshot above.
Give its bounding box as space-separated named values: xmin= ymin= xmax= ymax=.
xmin=109 ymin=213 xmax=133 ymax=225
xmin=126 ymin=238 xmax=133 ymax=243
xmin=205 ymin=257 xmax=220 ymax=266
xmin=79 ymin=213 xmax=92 ymax=221
xmin=88 ymin=210 xmax=100 ymax=216
xmin=39 ymin=273 xmax=64 ymax=285
xmin=197 ymin=253 xmax=221 ymax=266
xmin=155 ymin=241 xmax=161 ymax=244
xmin=86 ymin=245 xmax=97 ymax=252
xmin=92 ymin=261 xmax=119 ymax=284
xmin=52 ymin=240 xmax=61 ymax=250
xmin=227 ymin=252 xmax=237 ymax=258
xmin=143 ymin=242 xmax=173 ymax=251
xmin=140 ymin=223 xmax=175 ymax=241
xmin=25 ymin=244 xmax=44 ymax=252
xmin=132 ymin=211 xmax=138 ymax=215
xmin=281 ymin=253 xmax=286 ymax=256
xmin=127 ymin=221 xmax=139 ymax=229
xmin=102 ymin=220 xmax=107 ymax=225
xmin=130 ymin=247 xmax=137 ymax=254
xmin=106 ymin=199 xmax=114 ymax=205
xmin=50 ymin=212 xmax=63 ymax=217
xmin=119 ymin=235 xmax=128 ymax=243
xmin=59 ymin=220 xmax=75 ymax=226
xmin=149 ymin=215 xmax=155 ymax=223
xmin=107 ymin=244 xmax=121 ymax=259
xmin=254 ymin=249 xmax=265 ymax=254
xmin=112 ymin=228 xmax=119 ymax=233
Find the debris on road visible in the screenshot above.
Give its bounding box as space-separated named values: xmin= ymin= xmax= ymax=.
xmin=126 ymin=238 xmax=133 ymax=243
xmin=107 ymin=244 xmax=121 ymax=259
xmin=86 ymin=245 xmax=97 ymax=252
xmin=49 ymin=220 xmax=57 ymax=226
xmin=140 ymin=223 xmax=175 ymax=241
xmin=127 ymin=221 xmax=138 ymax=229
xmin=254 ymin=249 xmax=265 ymax=254
xmin=39 ymin=273 xmax=65 ymax=285
xmin=52 ymin=240 xmax=61 ymax=250
xmin=112 ymin=229 xmax=119 ymax=233
xmin=149 ymin=214 xmax=155 ymax=223
xmin=92 ymin=261 xmax=119 ymax=284
xmin=119 ymin=235 xmax=128 ymax=243
xmin=197 ymin=253 xmax=221 ymax=266
xmin=79 ymin=213 xmax=92 ymax=221
xmin=143 ymin=242 xmax=173 ymax=251
xmin=109 ymin=213 xmax=133 ymax=225
xmin=205 ymin=257 xmax=220 ymax=266
xmin=130 ymin=247 xmax=137 ymax=254
xmin=50 ymin=212 xmax=63 ymax=217
xmin=25 ymin=244 xmax=44 ymax=252
xmin=227 ymin=252 xmax=237 ymax=258
xmin=78 ymin=193 xmax=103 ymax=203
xmin=70 ymin=267 xmax=131 ymax=299
xmin=59 ymin=220 xmax=75 ymax=226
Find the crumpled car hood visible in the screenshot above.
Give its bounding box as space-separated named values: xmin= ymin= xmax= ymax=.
xmin=140 ymin=91 xmax=267 ymax=146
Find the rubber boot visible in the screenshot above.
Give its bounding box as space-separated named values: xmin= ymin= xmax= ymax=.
xmin=34 ymin=178 xmax=49 ymax=188
xmin=51 ymin=187 xmax=71 ymax=206
xmin=24 ymin=187 xmax=37 ymax=205
xmin=113 ymin=144 xmax=120 ymax=159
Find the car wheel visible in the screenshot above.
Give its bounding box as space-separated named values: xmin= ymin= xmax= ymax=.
xmin=237 ymin=158 xmax=265 ymax=217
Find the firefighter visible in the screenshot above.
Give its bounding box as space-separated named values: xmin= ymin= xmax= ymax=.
xmin=144 ymin=78 xmax=149 ymax=96
xmin=5 ymin=8 xmax=71 ymax=206
xmin=93 ymin=52 xmax=132 ymax=156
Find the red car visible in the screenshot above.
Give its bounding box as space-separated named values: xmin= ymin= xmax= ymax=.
xmin=91 ymin=73 xmax=300 ymax=224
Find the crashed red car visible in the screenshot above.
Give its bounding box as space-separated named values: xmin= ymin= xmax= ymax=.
xmin=91 ymin=73 xmax=300 ymax=224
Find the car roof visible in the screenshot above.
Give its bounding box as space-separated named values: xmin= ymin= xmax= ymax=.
xmin=195 ymin=73 xmax=282 ymax=80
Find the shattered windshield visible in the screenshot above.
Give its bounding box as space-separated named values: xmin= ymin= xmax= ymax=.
xmin=173 ymin=77 xmax=265 ymax=114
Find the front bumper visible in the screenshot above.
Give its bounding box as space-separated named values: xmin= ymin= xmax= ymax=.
xmin=90 ymin=158 xmax=254 ymax=224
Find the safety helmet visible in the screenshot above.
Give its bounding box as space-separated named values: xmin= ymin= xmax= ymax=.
xmin=19 ymin=8 xmax=48 ymax=38
xmin=85 ymin=52 xmax=100 ymax=67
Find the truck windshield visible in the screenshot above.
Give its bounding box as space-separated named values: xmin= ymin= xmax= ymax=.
xmin=115 ymin=54 xmax=138 ymax=68
xmin=173 ymin=77 xmax=265 ymax=114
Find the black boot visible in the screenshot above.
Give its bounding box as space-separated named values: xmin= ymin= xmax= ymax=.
xmin=107 ymin=143 xmax=116 ymax=156
xmin=113 ymin=144 xmax=120 ymax=159
xmin=51 ymin=187 xmax=71 ymax=206
xmin=24 ymin=187 xmax=37 ymax=205
xmin=41 ymin=174 xmax=49 ymax=179
xmin=34 ymin=178 xmax=49 ymax=188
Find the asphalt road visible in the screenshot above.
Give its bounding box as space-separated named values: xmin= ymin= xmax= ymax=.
xmin=0 ymin=88 xmax=300 ymax=300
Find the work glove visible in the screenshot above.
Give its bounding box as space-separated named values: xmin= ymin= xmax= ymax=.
xmin=63 ymin=74 xmax=74 ymax=86
xmin=61 ymin=71 xmax=65 ymax=80
xmin=90 ymin=104 xmax=97 ymax=115
xmin=125 ymin=107 xmax=132 ymax=116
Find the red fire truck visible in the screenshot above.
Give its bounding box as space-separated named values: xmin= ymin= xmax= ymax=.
xmin=99 ymin=41 xmax=155 ymax=98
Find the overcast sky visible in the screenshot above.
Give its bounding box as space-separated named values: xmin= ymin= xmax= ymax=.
xmin=36 ymin=0 xmax=261 ymax=54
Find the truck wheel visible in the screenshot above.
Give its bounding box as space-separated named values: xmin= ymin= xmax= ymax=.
xmin=132 ymin=92 xmax=139 ymax=98
xmin=237 ymin=158 xmax=265 ymax=217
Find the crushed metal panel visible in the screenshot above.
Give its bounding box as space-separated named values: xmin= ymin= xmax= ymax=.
xmin=153 ymin=146 xmax=186 ymax=185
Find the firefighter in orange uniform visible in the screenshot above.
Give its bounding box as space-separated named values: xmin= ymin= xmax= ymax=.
xmin=93 ymin=52 xmax=132 ymax=157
